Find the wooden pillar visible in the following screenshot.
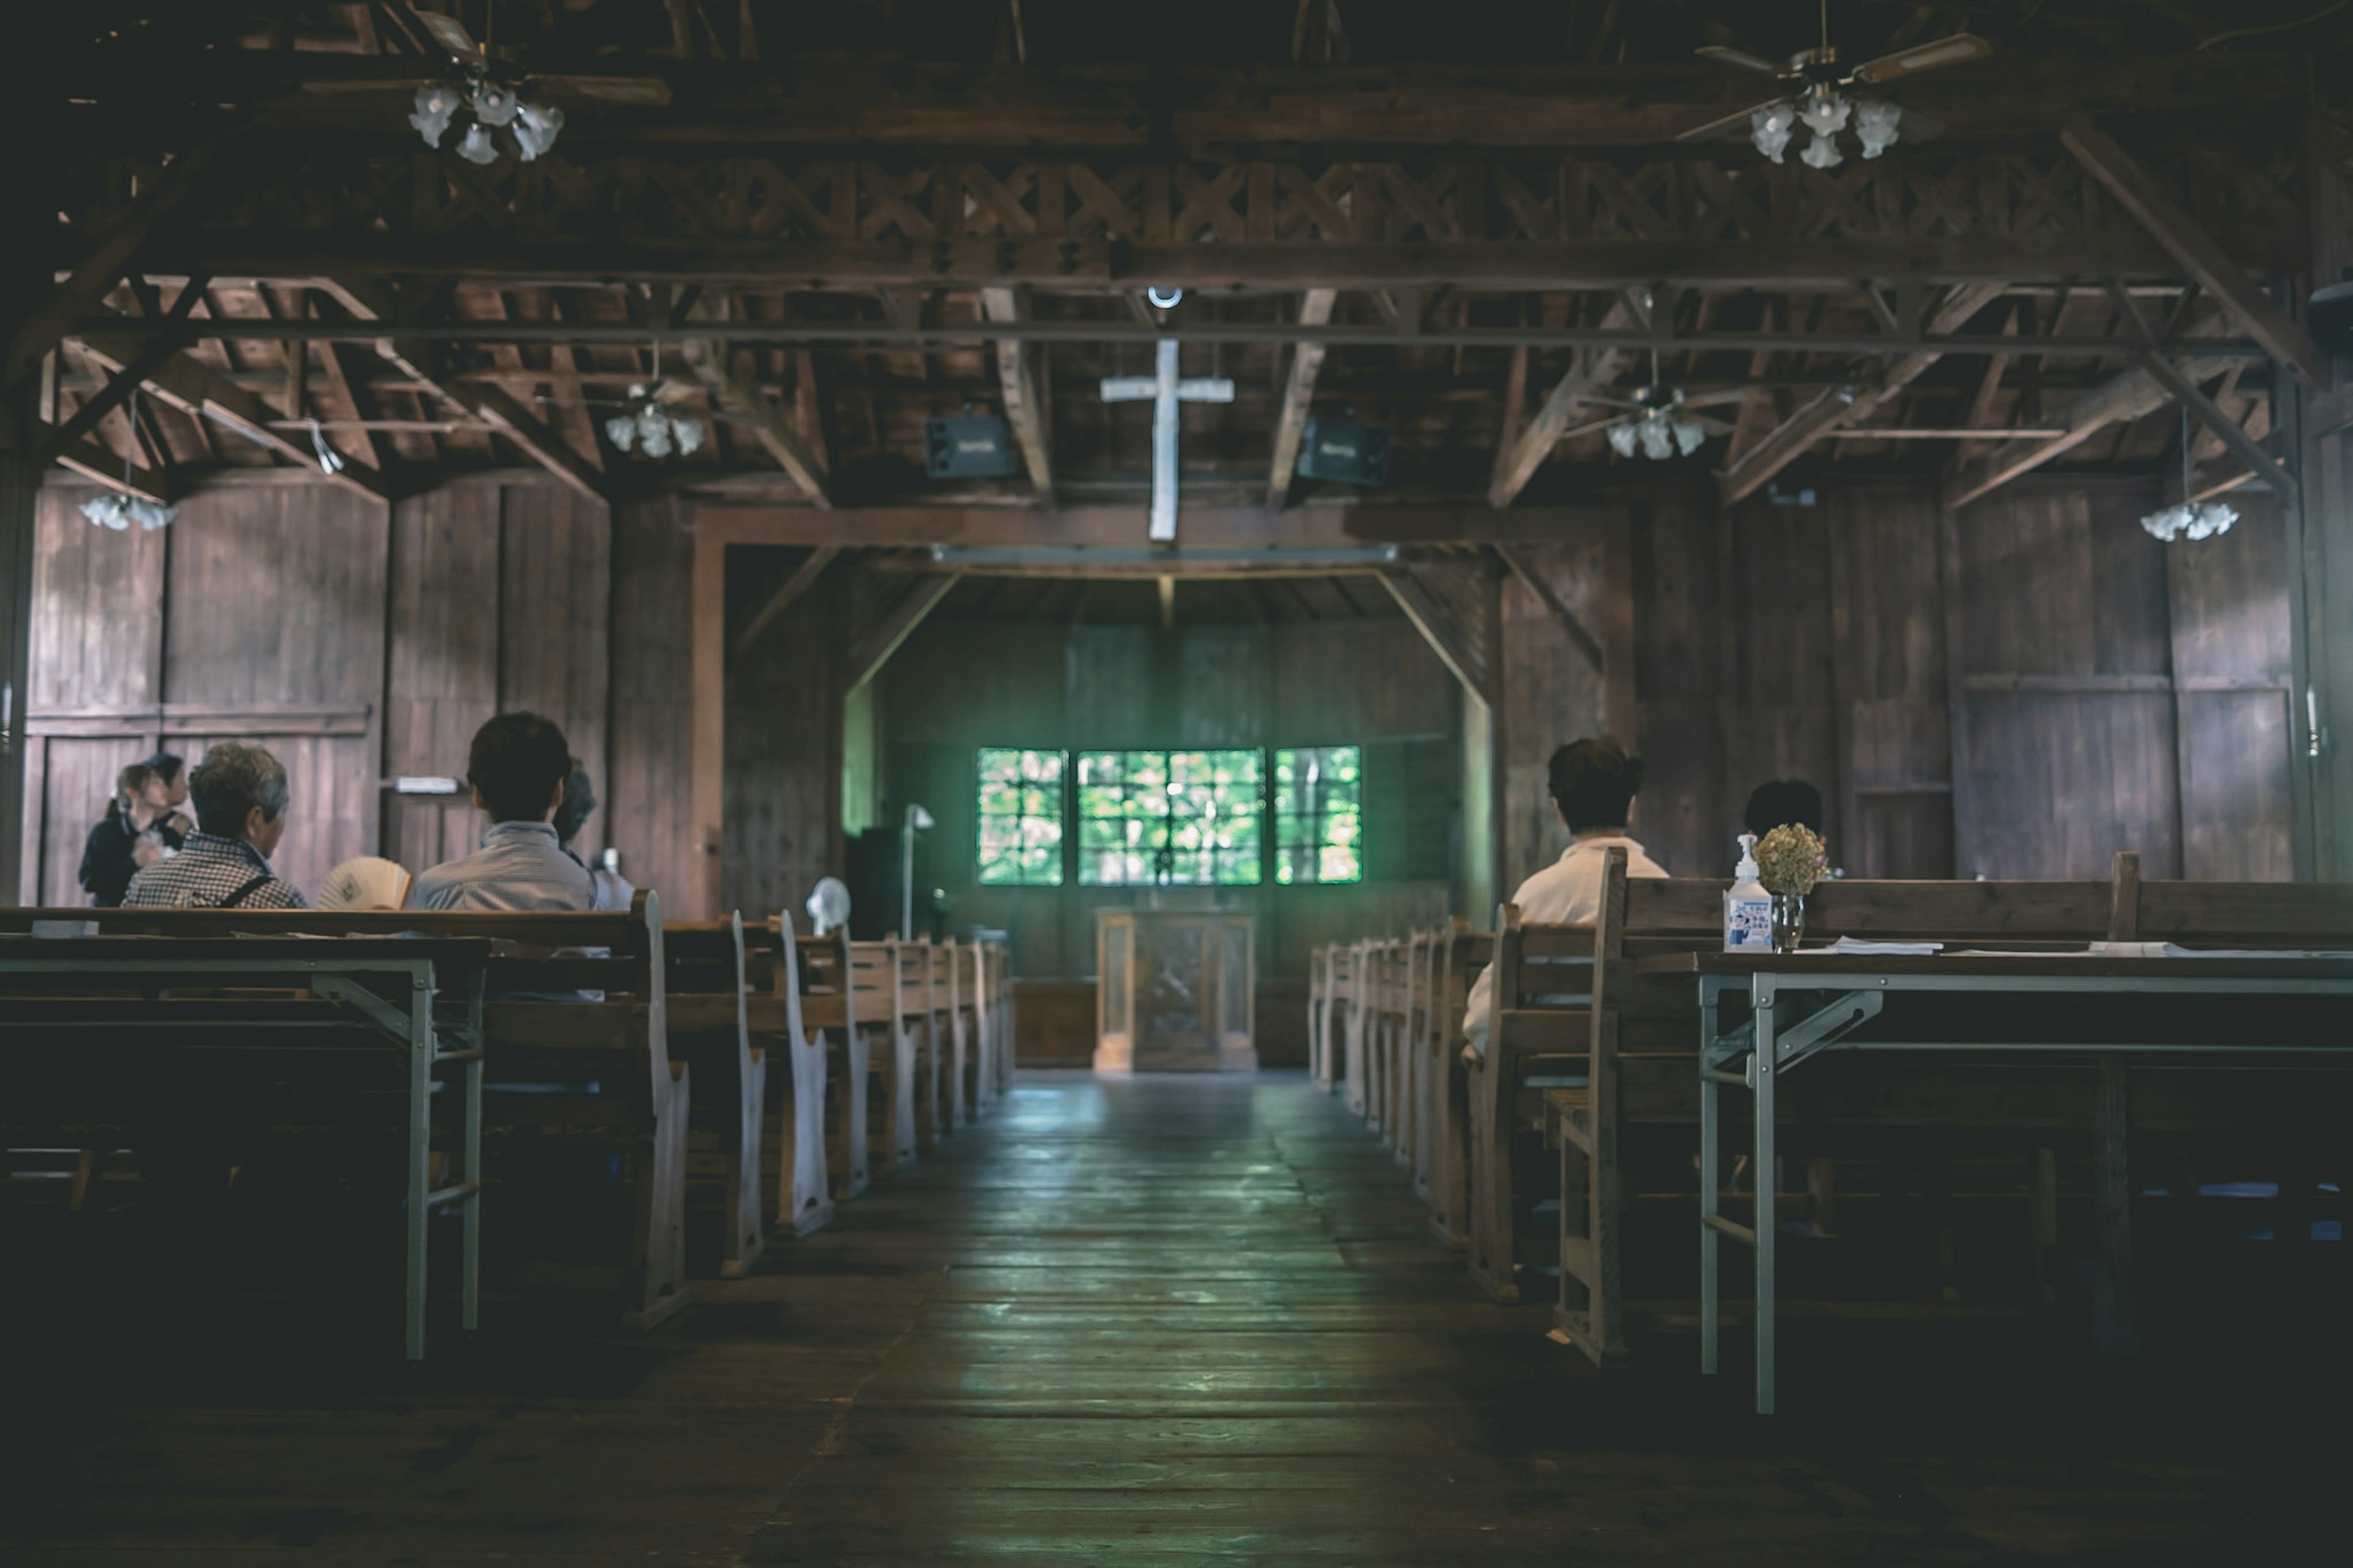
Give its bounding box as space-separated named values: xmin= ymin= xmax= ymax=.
xmin=2296 ymin=118 xmax=2352 ymax=879
xmin=0 ymin=440 xmax=33 ymax=905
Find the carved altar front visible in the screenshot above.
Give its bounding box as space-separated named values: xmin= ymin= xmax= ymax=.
xmin=1094 ymin=893 xmax=1256 ymax=1073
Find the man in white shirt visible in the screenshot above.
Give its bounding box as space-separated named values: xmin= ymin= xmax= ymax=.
xmin=1461 ymin=736 xmax=1667 ymax=1058
xmin=410 ymin=713 xmax=596 ymax=912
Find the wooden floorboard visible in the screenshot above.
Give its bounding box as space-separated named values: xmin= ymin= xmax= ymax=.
xmin=4 ymin=1068 xmax=2349 ymax=1564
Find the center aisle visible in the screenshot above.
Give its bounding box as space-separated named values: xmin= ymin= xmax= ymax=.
xmin=720 ymin=1071 xmax=2267 ymax=1565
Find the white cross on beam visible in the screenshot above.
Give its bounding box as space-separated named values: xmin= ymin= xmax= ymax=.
xmin=1099 ymin=338 xmax=1234 ymax=541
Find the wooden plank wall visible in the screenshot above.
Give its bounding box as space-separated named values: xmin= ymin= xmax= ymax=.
xmin=17 ymin=480 xmax=712 ymax=912
xmin=722 ymin=543 xmax=845 ymax=923
xmin=1629 ymin=474 xmax=2295 ymax=885
xmin=1496 ymin=512 xmax=1635 ymax=893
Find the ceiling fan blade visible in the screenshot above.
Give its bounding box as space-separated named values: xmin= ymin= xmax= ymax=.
xmin=411 ymin=8 xmax=483 ymax=62
xmin=1696 ymin=45 xmax=1790 ymax=78
xmin=1677 ymin=95 xmax=1794 ymax=143
xmin=1559 ymin=416 xmax=1626 ymax=442
xmin=1850 ymin=32 xmax=1991 ymax=84
xmin=297 ymin=77 xmax=439 ymax=96
xmin=1678 ymin=388 xmax=1752 ymax=410
xmin=1694 ymin=415 xmax=1740 ymax=437
xmin=532 ymin=74 xmax=675 ymax=107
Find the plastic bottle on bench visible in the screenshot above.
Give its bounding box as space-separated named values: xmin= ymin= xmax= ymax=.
xmin=1724 ymin=832 xmax=1772 ymax=952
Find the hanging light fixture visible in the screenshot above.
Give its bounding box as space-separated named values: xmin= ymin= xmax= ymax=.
xmin=1605 ymin=354 xmax=1710 ymax=461
xmin=78 ymin=388 xmax=178 ymax=532
xmin=604 ymin=347 xmax=705 ymax=460
xmin=405 ymin=9 xmax=564 ymax=164
xmin=2140 ymin=405 xmax=2238 ymax=543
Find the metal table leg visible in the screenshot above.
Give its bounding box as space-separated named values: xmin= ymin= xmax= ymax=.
xmin=1752 ymin=977 xmax=1778 ymax=1417
xmin=1698 ymin=979 xmax=1721 ymax=1377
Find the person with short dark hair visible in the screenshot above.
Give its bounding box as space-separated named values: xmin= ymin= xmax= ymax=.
xmin=1461 ymin=735 xmax=1668 ymax=1056
xmin=409 ymin=713 xmax=594 ymax=912
xmin=121 ymin=744 xmax=303 ymax=909
xmin=78 ymin=751 xmax=191 ymax=906
xmin=1743 ymin=779 xmax=1825 ymax=839
xmin=551 ymin=756 xmax=635 ymax=912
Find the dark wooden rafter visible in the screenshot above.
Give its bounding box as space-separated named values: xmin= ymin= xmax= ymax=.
xmin=308 ymin=276 xmax=603 ymax=500
xmin=72 ymin=327 xmax=390 ymax=502
xmin=2060 ymin=115 xmax=2328 ymax=390
xmin=1379 ymin=563 xmax=1495 ymax=706
xmin=1488 ymin=297 xmax=1636 ymax=508
xmin=1267 ymin=288 xmax=1338 ymax=509
xmin=680 ymin=316 xmax=831 ymax=507
xmin=846 ymin=571 xmax=961 ymax=691
xmin=2099 ymin=278 xmax=2294 ymax=496
xmin=39 ymin=274 xmax=213 ymax=463
xmin=6 ymin=134 xmax=235 ymax=392
xmin=1717 ymin=281 xmax=2009 ymax=504
xmin=980 ymin=287 xmax=1053 ymax=498
xmin=733 ymin=545 xmax=841 ymax=660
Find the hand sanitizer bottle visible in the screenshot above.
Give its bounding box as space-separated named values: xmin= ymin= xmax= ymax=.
xmin=1725 ymin=833 xmax=1771 ymax=952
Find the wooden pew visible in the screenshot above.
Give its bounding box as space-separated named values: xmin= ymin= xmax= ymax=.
xmin=0 ymin=895 xmax=694 ymax=1335
xmin=858 ymin=937 xmax=920 ymax=1172
xmin=0 ymin=925 xmax=491 ymax=1360
xmin=1339 ymin=941 xmax=1371 ymax=1119
xmin=1307 ymin=944 xmax=1335 ymax=1092
xmin=795 ymin=933 xmax=871 ymax=1202
xmin=947 ymin=939 xmax=983 ymax=1126
xmin=665 ymin=915 xmax=765 ymax=1278
xmin=1421 ymin=920 xmax=1487 ymax=1251
xmin=982 ymin=937 xmax=1014 ymax=1094
xmin=1474 ymin=873 xmax=2119 ymax=1335
xmin=745 ymin=917 xmax=832 ymax=1239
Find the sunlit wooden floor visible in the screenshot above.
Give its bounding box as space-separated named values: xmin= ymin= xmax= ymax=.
xmin=6 ymin=1069 xmax=2347 ymax=1564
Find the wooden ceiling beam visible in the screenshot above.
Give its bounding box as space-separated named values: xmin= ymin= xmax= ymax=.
xmin=980 ymin=287 xmax=1055 ymax=499
xmin=1267 ymin=288 xmax=1338 ymax=510
xmin=2062 ymin=116 xmax=2328 ymax=390
xmin=205 ymin=54 xmax=2306 ymax=146
xmin=845 ymin=573 xmax=961 ymax=691
xmin=140 ymin=233 xmax=2194 ymax=298
xmin=680 ymin=322 xmax=832 ymax=507
xmin=304 ymin=276 xmax=604 ymax=498
xmin=72 ymin=328 xmax=390 ymax=502
xmin=1716 ymin=281 xmax=2009 ymax=504
xmin=733 ymin=545 xmax=841 ymax=661
xmin=1488 ymin=298 xmax=1635 ymax=509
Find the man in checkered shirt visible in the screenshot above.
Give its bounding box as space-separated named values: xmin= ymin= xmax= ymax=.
xmin=121 ymin=742 xmax=306 ymax=909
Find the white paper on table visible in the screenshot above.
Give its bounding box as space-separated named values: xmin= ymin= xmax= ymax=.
xmin=2097 ymin=940 xmax=2353 ymax=960
xmin=1828 ymin=936 xmax=1943 ymax=956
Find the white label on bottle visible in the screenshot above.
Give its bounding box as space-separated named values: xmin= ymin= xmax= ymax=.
xmin=1726 ymin=895 xmax=1773 ymax=950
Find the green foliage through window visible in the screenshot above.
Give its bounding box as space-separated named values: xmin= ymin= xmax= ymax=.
xmin=1077 ymin=750 xmax=1264 ymax=885
xmin=975 ymin=748 xmax=1066 ymax=885
xmin=1273 ymin=746 xmax=1363 ymax=884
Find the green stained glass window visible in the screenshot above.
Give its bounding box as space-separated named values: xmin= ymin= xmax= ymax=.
xmin=1273 ymin=746 xmax=1363 ymax=884
xmin=1076 ymin=750 xmax=1263 ymax=886
xmin=975 ymin=748 xmax=1066 ymax=885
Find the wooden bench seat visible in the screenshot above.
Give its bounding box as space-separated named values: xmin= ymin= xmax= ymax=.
xmin=743 ymin=918 xmax=832 ymax=1238
xmin=0 ymin=928 xmax=492 ymax=1360
xmin=664 ymin=915 xmax=765 ymax=1277
xmin=2 ymin=897 xmax=694 ymax=1335
xmin=795 ymin=933 xmax=872 ymax=1201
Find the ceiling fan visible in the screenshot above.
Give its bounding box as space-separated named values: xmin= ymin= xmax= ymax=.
xmin=1678 ymin=2 xmax=1991 ymax=169
xmin=1564 ymin=357 xmax=1741 ymax=461
xmin=301 ymin=5 xmax=670 ymax=162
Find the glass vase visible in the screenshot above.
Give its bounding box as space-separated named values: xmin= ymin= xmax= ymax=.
xmin=1770 ymin=893 xmax=1806 ymax=954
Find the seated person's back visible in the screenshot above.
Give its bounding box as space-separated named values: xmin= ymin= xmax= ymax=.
xmin=409 ymin=711 xmax=596 ymax=913
xmin=1462 ymin=736 xmax=1667 ymax=1051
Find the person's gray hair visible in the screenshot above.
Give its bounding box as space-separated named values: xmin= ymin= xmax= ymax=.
xmin=188 ymin=743 xmax=290 ymax=837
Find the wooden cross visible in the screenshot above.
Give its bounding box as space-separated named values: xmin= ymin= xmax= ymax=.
xmin=1099 ymin=338 xmax=1234 ymax=542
